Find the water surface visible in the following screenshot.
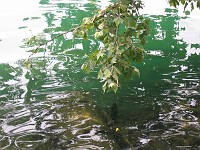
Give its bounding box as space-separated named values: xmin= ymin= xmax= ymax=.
xmin=0 ymin=0 xmax=200 ymax=149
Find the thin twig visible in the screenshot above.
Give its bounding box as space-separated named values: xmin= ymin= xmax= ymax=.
xmin=26 ymin=26 xmax=82 ymax=60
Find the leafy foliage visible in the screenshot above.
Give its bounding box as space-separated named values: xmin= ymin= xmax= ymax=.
xmin=168 ymin=0 xmax=200 ymax=11
xmin=25 ymin=0 xmax=199 ymax=92
xmin=74 ymin=1 xmax=150 ymax=92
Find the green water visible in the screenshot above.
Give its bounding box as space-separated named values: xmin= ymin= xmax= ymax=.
xmin=0 ymin=0 xmax=200 ymax=149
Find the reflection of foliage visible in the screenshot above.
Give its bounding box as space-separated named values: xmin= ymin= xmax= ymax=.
xmin=0 ymin=63 xmax=24 ymax=100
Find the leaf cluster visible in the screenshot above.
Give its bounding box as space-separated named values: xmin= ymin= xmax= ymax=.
xmin=25 ymin=0 xmax=200 ymax=93
xmin=74 ymin=0 xmax=150 ymax=92
xmin=169 ymin=0 xmax=200 ymax=11
xmin=25 ymin=33 xmax=46 ymax=47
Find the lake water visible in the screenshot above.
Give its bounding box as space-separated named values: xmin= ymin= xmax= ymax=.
xmin=0 ymin=0 xmax=200 ymax=149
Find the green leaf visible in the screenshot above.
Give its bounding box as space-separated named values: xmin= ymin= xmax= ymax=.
xmin=112 ymin=71 xmax=119 ymax=84
xmin=102 ymin=81 xmax=107 ymax=93
xmin=73 ymin=28 xmax=85 ymax=38
xmin=133 ymin=67 xmax=140 ymax=77
xmin=191 ymin=2 xmax=194 ymax=10
xmin=111 ymin=57 xmax=117 ymax=64
xmin=98 ymin=22 xmax=104 ymax=30
xmin=114 ymin=17 xmax=124 ymax=26
xmin=113 ymin=66 xmax=121 ymax=75
xmin=81 ymin=63 xmax=88 ymax=73
xmin=104 ymin=68 xmax=112 ymax=78
xmin=97 ymin=69 xmax=103 ymax=79
xmin=129 ymin=18 xmax=136 ymax=28
xmin=180 ymin=0 xmax=185 ymax=5
xmin=88 ymin=50 xmax=99 ymax=60
xmin=140 ymin=38 xmax=146 ymax=45
xmin=124 ymin=69 xmax=132 ymax=79
xmin=145 ymin=19 xmax=151 ymax=26
xmin=135 ymin=48 xmax=145 ymax=62
xmin=184 ymin=2 xmax=188 ymax=10
xmin=83 ymin=32 xmax=88 ymax=40
xmin=121 ymin=0 xmax=130 ymax=5
xmin=24 ymin=60 xmax=32 ymax=70
xmin=94 ymin=31 xmax=103 ymax=39
xmin=197 ymin=1 xmax=200 ymax=9
xmin=81 ymin=61 xmax=93 ymax=74
xmin=121 ymin=4 xmax=127 ymax=11
xmin=82 ymin=17 xmax=93 ymax=25
xmin=96 ymin=50 xmax=104 ymax=60
xmin=108 ymin=82 xmax=118 ymax=93
xmin=184 ymin=10 xmax=190 ymax=15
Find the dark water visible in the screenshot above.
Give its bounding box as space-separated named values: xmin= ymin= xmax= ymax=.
xmin=0 ymin=0 xmax=200 ymax=149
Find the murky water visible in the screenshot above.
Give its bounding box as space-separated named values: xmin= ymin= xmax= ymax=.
xmin=0 ymin=0 xmax=200 ymax=149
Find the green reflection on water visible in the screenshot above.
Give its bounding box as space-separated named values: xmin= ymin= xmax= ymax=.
xmin=0 ymin=0 xmax=200 ymax=149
